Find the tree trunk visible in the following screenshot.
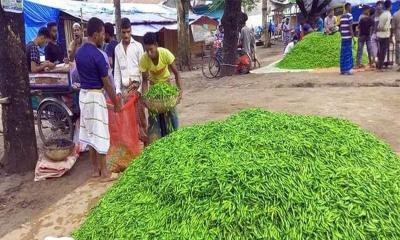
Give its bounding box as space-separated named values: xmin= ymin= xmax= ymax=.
xmin=221 ymin=0 xmax=242 ymax=76
xmin=0 ymin=6 xmax=38 ymax=173
xmin=177 ymin=0 xmax=191 ymax=71
xmin=262 ymin=0 xmax=271 ymax=48
xmin=114 ymin=0 xmax=122 ymax=41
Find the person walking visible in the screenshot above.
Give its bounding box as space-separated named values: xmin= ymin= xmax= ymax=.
xmin=282 ymin=18 xmax=291 ymax=51
xmin=339 ymin=3 xmax=354 ymax=75
xmin=376 ymin=0 xmax=392 ymax=71
xmin=75 ymin=17 xmax=121 ymax=180
xmin=356 ymin=5 xmax=374 ymax=68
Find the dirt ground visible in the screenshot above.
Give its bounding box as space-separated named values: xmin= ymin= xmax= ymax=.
xmin=1 ymin=44 xmax=400 ymax=239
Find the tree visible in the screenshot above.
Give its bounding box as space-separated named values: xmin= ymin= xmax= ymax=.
xmin=114 ymin=0 xmax=122 ymax=41
xmin=176 ymin=0 xmax=191 ymax=70
xmin=0 ymin=5 xmax=38 ymax=173
xmin=262 ymin=0 xmax=271 ymax=47
xmin=220 ymin=0 xmax=243 ymax=76
xmin=210 ymin=0 xmax=259 ymax=12
xmin=296 ymin=0 xmax=332 ymax=22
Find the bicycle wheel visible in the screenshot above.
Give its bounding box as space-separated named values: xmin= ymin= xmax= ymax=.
xmin=202 ymin=56 xmax=221 ymax=79
xmin=37 ymin=101 xmax=74 ymax=144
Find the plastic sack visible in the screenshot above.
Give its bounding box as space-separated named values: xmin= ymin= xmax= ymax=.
xmin=107 ymin=94 xmax=141 ymax=173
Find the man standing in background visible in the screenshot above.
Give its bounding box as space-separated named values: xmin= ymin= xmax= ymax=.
xmin=356 ymin=5 xmax=374 ymax=69
xmin=69 ymin=23 xmax=86 ymax=61
xmin=239 ymin=14 xmax=252 ymax=59
xmin=104 ymin=22 xmax=118 ymax=72
xmin=376 ymin=0 xmax=392 ymax=71
xmin=339 ymin=3 xmax=354 ymax=75
xmin=45 ymin=22 xmax=66 ymax=64
xmin=392 ymin=5 xmax=400 ymax=71
xmin=114 ymin=18 xmax=148 ymax=145
xmin=26 ymin=27 xmax=55 ymax=73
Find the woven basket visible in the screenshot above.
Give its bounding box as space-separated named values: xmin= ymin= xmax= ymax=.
xmin=144 ymin=96 xmax=178 ymax=113
xmin=44 ymin=139 xmax=74 ymax=161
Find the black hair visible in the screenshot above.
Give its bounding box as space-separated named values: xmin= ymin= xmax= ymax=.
xmin=362 ymin=4 xmax=370 ymax=11
xmin=384 ymin=0 xmax=391 ymax=9
xmin=87 ymin=17 xmax=104 ymax=37
xmin=38 ymin=27 xmax=50 ymax=38
xmin=104 ymin=22 xmax=115 ymax=37
xmin=121 ymin=18 xmax=131 ymax=29
xmin=47 ymin=22 xmax=57 ymax=30
xmin=370 ymin=7 xmax=376 ymax=15
xmin=345 ymin=3 xmax=351 ymax=9
xmin=377 ymin=1 xmax=384 ymax=5
xmin=143 ymin=32 xmax=158 ymax=45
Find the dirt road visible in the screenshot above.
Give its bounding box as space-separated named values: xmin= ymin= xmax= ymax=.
xmin=1 ymin=45 xmax=399 ymax=239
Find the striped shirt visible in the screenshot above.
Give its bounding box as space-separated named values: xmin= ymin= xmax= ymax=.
xmin=340 ymin=13 xmax=353 ymax=39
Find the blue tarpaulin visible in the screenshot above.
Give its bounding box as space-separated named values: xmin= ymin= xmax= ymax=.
xmin=24 ymin=0 xmax=59 ymax=44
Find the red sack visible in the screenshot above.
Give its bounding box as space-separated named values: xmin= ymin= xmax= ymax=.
xmin=107 ymin=94 xmax=141 ymax=172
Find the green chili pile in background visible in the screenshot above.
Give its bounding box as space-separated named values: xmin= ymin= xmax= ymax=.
xmin=73 ymin=109 xmax=400 ymax=239
xmin=277 ymin=32 xmax=367 ymax=69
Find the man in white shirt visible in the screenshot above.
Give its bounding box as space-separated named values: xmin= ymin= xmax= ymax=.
xmin=324 ymin=9 xmax=338 ymax=34
xmin=376 ymin=0 xmax=392 ymax=70
xmin=114 ymin=18 xmax=148 ymax=144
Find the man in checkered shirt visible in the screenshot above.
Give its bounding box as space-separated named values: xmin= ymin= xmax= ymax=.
xmin=26 ymin=27 xmax=55 ymax=73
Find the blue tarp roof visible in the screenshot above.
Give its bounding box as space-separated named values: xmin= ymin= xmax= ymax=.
xmin=24 ymin=0 xmax=205 ymax=43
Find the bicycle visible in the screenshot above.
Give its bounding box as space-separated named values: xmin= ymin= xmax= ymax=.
xmin=202 ymin=48 xmax=251 ymax=79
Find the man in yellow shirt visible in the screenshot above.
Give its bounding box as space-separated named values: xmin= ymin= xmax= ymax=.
xmin=139 ymin=32 xmax=182 ymax=142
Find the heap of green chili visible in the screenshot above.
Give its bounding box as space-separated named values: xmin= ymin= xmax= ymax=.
xmin=277 ymin=32 xmax=367 ymax=69
xmin=74 ymin=109 xmax=400 ymax=239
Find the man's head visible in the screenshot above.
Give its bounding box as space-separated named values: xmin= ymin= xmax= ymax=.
xmin=345 ymin=3 xmax=352 ymax=12
xmin=72 ymin=22 xmax=82 ymax=39
xmin=285 ymin=18 xmax=289 ymax=24
xmin=87 ymin=17 xmax=105 ymax=48
xmin=362 ymin=5 xmax=371 ymax=15
xmin=47 ymin=22 xmax=57 ymax=41
xmin=143 ymin=32 xmax=158 ymax=59
xmin=376 ymin=1 xmax=384 ymax=11
xmin=218 ymin=25 xmax=224 ymax=33
xmin=37 ymin=27 xmax=50 ymax=47
xmin=384 ymin=0 xmax=391 ymax=10
xmin=104 ymin=22 xmax=115 ymax=43
xmin=121 ymin=18 xmax=132 ymax=44
xmin=328 ymin=9 xmax=334 ymax=17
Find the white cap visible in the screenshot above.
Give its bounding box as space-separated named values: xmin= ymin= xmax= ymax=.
xmin=72 ymin=22 xmax=81 ymax=29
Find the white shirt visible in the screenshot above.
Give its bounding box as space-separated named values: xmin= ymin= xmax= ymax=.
xmin=377 ymin=10 xmax=392 ymax=38
xmin=284 ymin=42 xmax=295 ymax=55
xmin=114 ymin=37 xmax=144 ymax=94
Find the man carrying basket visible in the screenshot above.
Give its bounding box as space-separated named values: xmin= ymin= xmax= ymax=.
xmin=139 ymin=32 xmax=183 ymax=143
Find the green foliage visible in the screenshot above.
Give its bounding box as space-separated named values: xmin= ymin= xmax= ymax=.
xmin=74 ymin=109 xmax=400 ymax=239
xmin=277 ymin=32 xmax=367 ymax=69
xmin=143 ymin=82 xmax=178 ymax=100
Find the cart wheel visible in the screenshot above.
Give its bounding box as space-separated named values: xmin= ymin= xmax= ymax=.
xmin=37 ymin=101 xmax=74 ymax=144
xmin=202 ymin=56 xmax=221 ymax=79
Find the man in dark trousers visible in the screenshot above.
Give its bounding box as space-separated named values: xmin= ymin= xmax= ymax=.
xmin=356 ymin=5 xmax=374 ymax=68
xmin=376 ymin=0 xmax=392 ymax=71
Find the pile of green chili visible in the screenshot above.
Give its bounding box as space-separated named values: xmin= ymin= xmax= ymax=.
xmin=74 ymin=109 xmax=400 ymax=239
xmin=277 ymin=32 xmax=367 ymax=69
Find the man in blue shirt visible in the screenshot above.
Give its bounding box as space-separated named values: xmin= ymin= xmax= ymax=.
xmin=75 ymin=17 xmax=121 ymax=181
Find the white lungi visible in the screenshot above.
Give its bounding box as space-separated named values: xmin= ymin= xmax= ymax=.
xmin=79 ymin=89 xmax=110 ymax=154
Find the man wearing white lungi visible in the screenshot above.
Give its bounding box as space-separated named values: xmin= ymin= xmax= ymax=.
xmin=75 ymin=17 xmax=121 ymax=180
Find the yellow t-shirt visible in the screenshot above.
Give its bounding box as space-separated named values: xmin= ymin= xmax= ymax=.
xmin=139 ymin=47 xmax=175 ymax=83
